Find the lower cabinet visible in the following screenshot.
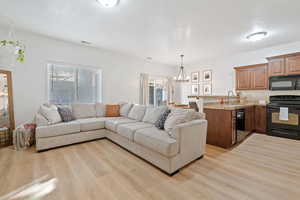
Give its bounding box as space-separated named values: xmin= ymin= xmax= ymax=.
xmin=204 ymin=108 xmax=236 ymax=149
xmin=254 ymin=105 xmax=267 ymax=133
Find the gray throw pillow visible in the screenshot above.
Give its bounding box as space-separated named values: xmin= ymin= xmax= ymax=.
xmin=155 ymin=109 xmax=171 ymax=130
xmin=57 ymin=106 xmax=75 ymax=122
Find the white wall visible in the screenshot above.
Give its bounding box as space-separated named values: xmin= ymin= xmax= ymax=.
xmin=0 ymin=27 xmax=176 ymax=125
xmin=179 ymin=41 xmax=300 ymax=104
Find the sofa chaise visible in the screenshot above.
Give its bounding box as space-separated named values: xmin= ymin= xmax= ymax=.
xmin=35 ymin=103 xmax=207 ymax=175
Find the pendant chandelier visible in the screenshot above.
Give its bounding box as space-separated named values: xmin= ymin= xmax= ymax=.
xmin=174 ymin=54 xmax=189 ymax=83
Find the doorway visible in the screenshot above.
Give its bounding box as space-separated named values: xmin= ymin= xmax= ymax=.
xmin=0 ymin=69 xmax=15 ymax=147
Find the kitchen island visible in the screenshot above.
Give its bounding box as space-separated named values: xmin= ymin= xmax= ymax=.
xmin=204 ymin=103 xmax=266 ymax=148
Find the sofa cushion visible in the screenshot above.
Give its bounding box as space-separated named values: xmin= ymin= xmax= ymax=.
xmin=76 ymin=118 xmax=106 ymax=131
xmin=142 ymin=106 xmax=168 ymax=124
xmin=36 ymin=121 xmax=80 ymax=138
xmin=105 ymin=117 xmax=138 ymax=132
xmin=95 ymin=103 xmax=106 ymax=117
xmin=164 ymin=109 xmax=199 ymax=132
xmin=116 ymin=122 xmax=154 ymax=141
xmin=128 ymin=105 xmax=146 ymax=121
xmin=39 ymin=104 xmax=62 ymax=125
xmin=134 ymin=127 xmax=179 ymax=157
xmin=120 ymin=103 xmax=133 ymax=117
xmin=72 ymin=104 xmax=96 ymax=119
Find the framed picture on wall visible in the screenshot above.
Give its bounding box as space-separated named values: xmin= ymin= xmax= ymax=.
xmin=191 ymin=72 xmax=200 ymax=83
xmin=203 ymin=70 xmax=212 ymax=81
xmin=203 ymin=83 xmax=212 ymax=95
xmin=191 ymin=84 xmax=199 ymax=95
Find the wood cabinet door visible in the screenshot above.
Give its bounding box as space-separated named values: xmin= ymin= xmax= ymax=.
xmin=245 ymin=106 xmax=255 ymax=132
xmin=236 ymin=70 xmax=251 ymax=90
xmin=286 ymin=54 xmax=300 ymax=75
xmin=255 ymin=106 xmax=267 ymax=133
xmin=252 ymin=65 xmax=268 ymax=89
xmin=268 ymin=58 xmax=285 ymax=76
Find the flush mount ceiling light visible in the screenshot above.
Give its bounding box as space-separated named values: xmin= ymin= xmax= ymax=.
xmin=96 ymin=0 xmax=119 ymax=8
xmin=246 ymin=31 xmax=268 ymax=42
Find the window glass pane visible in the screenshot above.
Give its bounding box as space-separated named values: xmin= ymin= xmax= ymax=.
xmin=48 ymin=64 xmax=102 ymax=104
xmin=48 ymin=65 xmax=76 ymax=104
xmin=77 ymin=68 xmax=97 ymax=103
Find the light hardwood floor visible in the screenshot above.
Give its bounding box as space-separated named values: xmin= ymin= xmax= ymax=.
xmin=0 ymin=134 xmax=299 ymax=200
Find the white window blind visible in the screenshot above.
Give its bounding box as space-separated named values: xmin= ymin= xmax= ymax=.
xmin=47 ymin=63 xmax=102 ymax=105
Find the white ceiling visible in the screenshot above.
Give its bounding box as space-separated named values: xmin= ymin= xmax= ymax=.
xmin=1 ymin=0 xmax=300 ymax=65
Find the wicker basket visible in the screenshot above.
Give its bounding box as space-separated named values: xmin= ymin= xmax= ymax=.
xmin=0 ymin=127 xmax=12 ymax=147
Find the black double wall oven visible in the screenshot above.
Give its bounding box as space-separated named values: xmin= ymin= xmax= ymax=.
xmin=267 ymin=95 xmax=300 ymax=140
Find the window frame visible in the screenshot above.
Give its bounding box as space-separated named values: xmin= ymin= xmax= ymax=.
xmin=46 ymin=62 xmax=102 ymax=105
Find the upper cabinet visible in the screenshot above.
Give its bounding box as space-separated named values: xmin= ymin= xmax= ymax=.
xmin=267 ymin=52 xmax=300 ymax=77
xmin=268 ymin=57 xmax=285 ymax=76
xmin=235 ymin=64 xmax=268 ymax=90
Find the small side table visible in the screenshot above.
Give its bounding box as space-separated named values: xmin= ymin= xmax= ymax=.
xmin=0 ymin=127 xmax=12 ymax=148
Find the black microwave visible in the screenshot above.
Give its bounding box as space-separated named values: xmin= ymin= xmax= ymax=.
xmin=269 ymin=75 xmax=300 ymax=91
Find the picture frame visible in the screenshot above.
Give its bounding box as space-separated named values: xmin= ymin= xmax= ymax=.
xmin=203 ymin=70 xmax=212 ymax=82
xmin=191 ymin=84 xmax=199 ymax=96
xmin=203 ymin=83 xmax=212 ymax=95
xmin=191 ymin=71 xmax=200 ymax=83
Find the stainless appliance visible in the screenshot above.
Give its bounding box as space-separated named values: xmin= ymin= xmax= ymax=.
xmin=269 ymin=75 xmax=300 ymax=91
xmin=267 ymin=95 xmax=300 ymax=140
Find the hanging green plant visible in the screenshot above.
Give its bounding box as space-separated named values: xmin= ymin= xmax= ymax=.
xmin=0 ymin=40 xmax=25 ymax=63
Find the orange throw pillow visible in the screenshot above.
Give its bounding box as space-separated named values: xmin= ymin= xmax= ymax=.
xmin=105 ymin=104 xmax=121 ymax=117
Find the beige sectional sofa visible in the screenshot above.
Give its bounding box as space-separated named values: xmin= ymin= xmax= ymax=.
xmin=35 ymin=103 xmax=207 ymax=175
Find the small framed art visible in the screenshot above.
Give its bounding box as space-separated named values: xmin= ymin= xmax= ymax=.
xmin=203 ymin=70 xmax=212 ymax=82
xmin=191 ymin=84 xmax=199 ymax=95
xmin=203 ymin=83 xmax=212 ymax=95
xmin=191 ymin=72 xmax=200 ymax=83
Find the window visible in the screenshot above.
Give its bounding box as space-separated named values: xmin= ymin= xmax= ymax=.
xmin=47 ymin=63 xmax=102 ymax=105
xmin=149 ymin=78 xmax=167 ymax=106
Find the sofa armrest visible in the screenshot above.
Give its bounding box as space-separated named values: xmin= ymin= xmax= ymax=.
xmin=171 ymin=119 xmax=208 ymax=155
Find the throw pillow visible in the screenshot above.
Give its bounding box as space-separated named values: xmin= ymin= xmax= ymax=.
xmin=39 ymin=104 xmax=62 ymax=125
xmin=106 ymin=104 xmax=121 ymax=117
xmin=143 ymin=106 xmax=168 ymax=124
xmin=128 ymin=105 xmax=147 ymax=121
xmin=120 ymin=103 xmax=133 ymax=117
xmin=155 ymin=109 xmax=171 ymax=130
xmin=164 ymin=109 xmax=195 ymax=132
xmin=57 ymin=106 xmax=75 ymax=122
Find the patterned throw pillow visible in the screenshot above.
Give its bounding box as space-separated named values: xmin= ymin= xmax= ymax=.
xmin=57 ymin=106 xmax=75 ymax=122
xmin=155 ymin=109 xmax=171 ymax=130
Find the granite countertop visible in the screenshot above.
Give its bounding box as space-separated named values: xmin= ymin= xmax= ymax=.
xmin=204 ymin=103 xmax=267 ymax=110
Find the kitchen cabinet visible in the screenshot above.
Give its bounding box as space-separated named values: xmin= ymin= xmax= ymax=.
xmin=235 ymin=64 xmax=268 ymax=90
xmin=267 ymin=57 xmax=285 ymax=76
xmin=245 ymin=106 xmax=255 ymax=132
xmin=286 ymin=54 xmax=300 ymax=75
xmin=267 ymin=52 xmax=300 ymax=77
xmin=204 ymin=108 xmax=236 ymax=148
xmin=254 ymin=105 xmax=267 ymax=133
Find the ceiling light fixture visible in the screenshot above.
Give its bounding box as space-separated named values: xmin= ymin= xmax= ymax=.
xmin=246 ymin=31 xmax=268 ymax=42
xmin=81 ymin=40 xmax=91 ymax=45
xmin=174 ymin=55 xmax=190 ymax=83
xmin=96 ymin=0 xmax=119 ymax=8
